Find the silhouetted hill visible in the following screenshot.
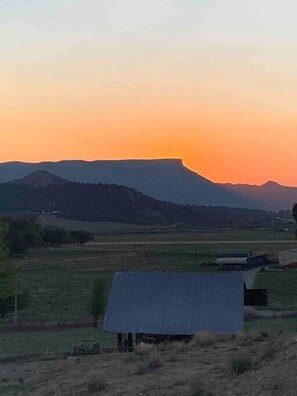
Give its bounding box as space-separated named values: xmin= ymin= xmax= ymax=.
xmin=10 ymin=170 xmax=70 ymax=188
xmin=222 ymin=181 xmax=297 ymax=211
xmin=0 ymin=172 xmax=277 ymax=226
xmin=0 ymin=159 xmax=295 ymax=209
xmin=0 ymin=159 xmax=249 ymax=207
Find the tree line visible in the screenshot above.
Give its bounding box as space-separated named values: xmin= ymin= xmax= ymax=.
xmin=0 ymin=180 xmax=282 ymax=226
xmin=0 ymin=216 xmax=94 ymax=320
xmin=3 ymin=216 xmax=94 ymax=256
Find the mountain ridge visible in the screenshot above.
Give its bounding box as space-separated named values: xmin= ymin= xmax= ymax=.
xmin=0 ymin=171 xmax=278 ymax=226
xmin=0 ymin=159 xmax=296 ymax=210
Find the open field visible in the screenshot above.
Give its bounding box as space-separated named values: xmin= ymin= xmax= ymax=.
xmin=38 ymin=214 xmax=296 ymax=242
xmin=38 ymin=214 xmax=160 ymax=234
xmin=7 ymin=233 xmax=296 ymax=322
xmin=0 ymin=328 xmax=115 ymax=359
xmin=0 ymin=317 xmax=296 ymax=359
xmin=245 ymin=317 xmax=297 ymax=333
xmin=94 ymin=229 xmax=296 ymax=243
xmin=0 ymin=332 xmax=296 ymax=395
xmin=254 ymin=270 xmax=297 ymax=310
xmin=1 ymin=227 xmax=297 ymax=395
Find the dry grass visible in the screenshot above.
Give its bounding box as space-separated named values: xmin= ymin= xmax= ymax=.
xmin=189 ymin=377 xmax=213 ymax=396
xmin=87 ymin=378 xmax=106 ymax=393
xmin=230 ymin=356 xmax=253 ymax=375
xmin=235 ymin=330 xmax=268 ymax=345
xmin=148 ymin=351 xmax=162 ymax=369
xmin=189 ymin=332 xmax=218 ymax=347
xmin=1 ymin=334 xmax=297 ymax=395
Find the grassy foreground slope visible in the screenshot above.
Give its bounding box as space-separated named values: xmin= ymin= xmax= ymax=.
xmin=1 ymin=332 xmax=296 ymax=395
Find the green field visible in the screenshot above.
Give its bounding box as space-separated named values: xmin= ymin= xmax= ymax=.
xmin=0 ymin=233 xmax=296 ymax=362
xmin=245 ymin=317 xmax=297 ymax=334
xmin=0 ymin=328 xmax=115 ymax=359
xmin=38 ymin=214 xmax=296 ymax=242
xmin=254 ymin=270 xmax=297 ymax=310
xmin=6 ymin=237 xmax=294 ymax=322
xmin=0 ymin=317 xmax=296 ymax=360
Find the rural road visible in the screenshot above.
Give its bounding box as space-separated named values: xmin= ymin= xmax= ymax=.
xmin=89 ymin=240 xmax=296 ymax=246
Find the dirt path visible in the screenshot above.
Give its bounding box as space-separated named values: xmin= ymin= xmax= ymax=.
xmin=89 ymin=240 xmax=296 ymax=246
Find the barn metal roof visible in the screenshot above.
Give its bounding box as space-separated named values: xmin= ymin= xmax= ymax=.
xmin=103 ymin=272 xmax=244 ymax=335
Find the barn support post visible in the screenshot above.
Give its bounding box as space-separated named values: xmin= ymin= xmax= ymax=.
xmin=128 ymin=333 xmax=133 ymax=352
xmin=117 ymin=333 xmax=123 ymax=353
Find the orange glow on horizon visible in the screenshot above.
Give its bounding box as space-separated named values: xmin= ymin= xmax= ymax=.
xmin=2 ymin=1 xmax=297 ymax=186
xmin=1 ymin=98 xmax=297 ymax=187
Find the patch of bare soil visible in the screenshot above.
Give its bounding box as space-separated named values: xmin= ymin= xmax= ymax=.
xmin=2 ymin=332 xmax=297 ymax=395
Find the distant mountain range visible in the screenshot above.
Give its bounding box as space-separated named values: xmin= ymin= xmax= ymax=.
xmin=0 ymin=159 xmax=296 ymax=210
xmin=0 ymin=170 xmax=278 ymax=226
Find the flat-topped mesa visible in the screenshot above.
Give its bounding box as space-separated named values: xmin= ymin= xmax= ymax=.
xmin=10 ymin=170 xmax=70 ymax=188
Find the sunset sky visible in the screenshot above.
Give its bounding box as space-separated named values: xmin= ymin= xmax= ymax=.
xmin=1 ymin=0 xmax=297 ymax=185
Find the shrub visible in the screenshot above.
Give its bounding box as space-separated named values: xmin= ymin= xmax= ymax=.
xmin=189 ymin=332 xmax=216 ymax=347
xmin=231 ymin=356 xmax=253 ymax=375
xmin=236 ymin=330 xmax=264 ymax=345
xmin=261 ymin=343 xmax=278 ymax=361
xmin=88 ymin=277 xmax=106 ymax=327
xmin=148 ymin=354 xmax=162 ymax=369
xmin=167 ymin=349 xmax=180 ymax=362
xmin=189 ymin=378 xmax=213 ymax=396
xmin=134 ymin=365 xmax=148 ymax=375
xmin=87 ymin=379 xmax=106 ymax=393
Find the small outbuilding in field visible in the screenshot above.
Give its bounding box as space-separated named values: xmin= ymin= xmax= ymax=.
xmin=103 ymin=272 xmax=244 ymax=351
xmin=279 ymin=249 xmax=297 ymax=269
xmin=215 ymin=251 xmax=269 ymax=270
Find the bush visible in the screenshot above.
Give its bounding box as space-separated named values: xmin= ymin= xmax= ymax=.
xmin=231 ymin=356 xmax=253 ymax=375
xmin=148 ymin=354 xmax=162 ymax=369
xmin=189 ymin=378 xmax=213 ymax=396
xmin=236 ymin=330 xmax=264 ymax=345
xmin=190 ymin=332 xmax=216 ymax=347
xmin=134 ymin=365 xmax=148 ymax=375
xmin=87 ymin=379 xmax=106 ymax=393
xmin=88 ymin=277 xmax=106 ymax=327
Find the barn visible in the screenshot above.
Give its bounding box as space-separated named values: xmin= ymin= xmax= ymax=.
xmin=103 ymin=272 xmax=244 ymax=351
xmin=279 ymin=249 xmax=297 ymax=269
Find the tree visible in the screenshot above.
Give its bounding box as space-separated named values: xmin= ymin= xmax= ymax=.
xmin=5 ymin=217 xmax=43 ymax=256
xmin=70 ymin=230 xmax=94 ymax=245
xmin=0 ymin=218 xmax=29 ymax=320
xmin=89 ymin=277 xmax=106 ymax=327
xmin=43 ymin=226 xmax=70 ymax=246
xmin=292 ymin=204 xmax=297 ymax=223
xmin=0 ymin=218 xmax=8 ymax=261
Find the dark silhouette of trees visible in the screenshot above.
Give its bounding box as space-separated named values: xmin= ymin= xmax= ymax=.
xmin=88 ymin=277 xmax=106 ymax=327
xmin=6 ymin=218 xmax=43 ymax=255
xmin=70 ymin=230 xmax=94 ymax=245
xmin=0 ymin=180 xmax=279 ymax=227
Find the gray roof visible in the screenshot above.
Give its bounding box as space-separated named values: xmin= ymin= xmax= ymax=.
xmin=103 ymin=272 xmax=244 ymax=335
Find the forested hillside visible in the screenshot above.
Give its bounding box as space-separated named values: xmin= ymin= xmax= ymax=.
xmin=0 ymin=171 xmax=279 ymax=226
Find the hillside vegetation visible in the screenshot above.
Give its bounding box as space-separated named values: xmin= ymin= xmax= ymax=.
xmin=0 ymin=171 xmax=279 ymax=226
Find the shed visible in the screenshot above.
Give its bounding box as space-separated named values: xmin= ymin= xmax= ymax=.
xmin=103 ymin=272 xmax=244 ymax=349
xmin=279 ymin=249 xmax=297 ymax=268
xmin=216 ymin=252 xmax=269 ymax=269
